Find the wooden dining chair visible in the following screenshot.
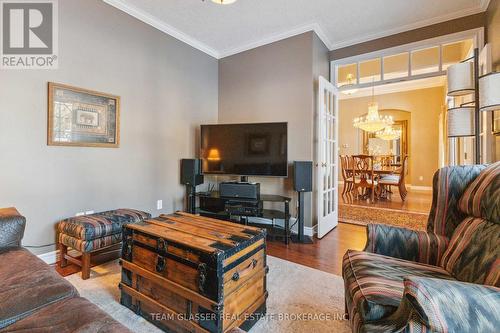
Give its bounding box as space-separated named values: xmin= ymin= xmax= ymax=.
xmin=352 ymin=155 xmax=377 ymax=203
xmin=380 ymin=155 xmax=394 ymax=167
xmin=379 ymin=155 xmax=408 ymax=201
xmin=340 ymin=155 xmax=354 ymax=195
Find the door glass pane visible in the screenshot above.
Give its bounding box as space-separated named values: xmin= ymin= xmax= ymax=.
xmin=337 ymin=63 xmax=357 ymax=88
xmin=442 ymin=39 xmax=473 ymax=70
xmin=411 ymin=46 xmax=439 ymax=75
xmin=359 ymin=58 xmax=381 ymax=83
xmin=383 ymin=52 xmax=409 ymax=80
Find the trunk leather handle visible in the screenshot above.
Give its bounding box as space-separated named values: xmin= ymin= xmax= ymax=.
xmin=232 ymin=258 xmax=258 ymax=281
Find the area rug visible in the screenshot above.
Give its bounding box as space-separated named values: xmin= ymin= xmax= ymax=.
xmin=339 ymin=204 xmax=428 ymax=231
xmin=66 ymin=256 xmax=350 ymax=333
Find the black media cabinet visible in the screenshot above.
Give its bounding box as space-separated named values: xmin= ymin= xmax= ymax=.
xmin=190 ymin=191 xmax=291 ymax=245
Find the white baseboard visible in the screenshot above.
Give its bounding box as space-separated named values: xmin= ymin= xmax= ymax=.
xmin=38 ymin=250 xmax=60 ymax=265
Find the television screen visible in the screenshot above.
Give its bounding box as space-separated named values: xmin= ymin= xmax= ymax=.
xmin=201 ymin=122 xmax=288 ymax=177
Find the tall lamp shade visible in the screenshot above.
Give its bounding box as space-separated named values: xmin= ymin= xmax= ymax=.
xmin=447 ymin=62 xmax=475 ymax=96
xmin=447 ymin=107 xmax=475 ymax=137
xmin=479 ymin=72 xmax=500 ymax=112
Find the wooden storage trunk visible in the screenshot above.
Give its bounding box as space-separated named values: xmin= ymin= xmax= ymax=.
xmin=120 ymin=212 xmax=268 ymax=333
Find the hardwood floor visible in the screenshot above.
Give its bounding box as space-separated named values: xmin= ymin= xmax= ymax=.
xmin=56 ymin=223 xmax=367 ymax=278
xmin=267 ymin=223 xmax=367 ymax=276
xmin=340 ymin=184 xmax=432 ymax=213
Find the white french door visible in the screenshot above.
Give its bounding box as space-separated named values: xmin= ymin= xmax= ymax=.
xmin=316 ymin=76 xmax=339 ymax=238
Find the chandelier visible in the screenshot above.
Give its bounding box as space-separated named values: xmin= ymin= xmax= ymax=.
xmin=376 ymin=126 xmax=402 ymax=141
xmin=353 ymin=82 xmax=393 ymax=132
xmin=341 ymin=73 xmax=358 ymax=95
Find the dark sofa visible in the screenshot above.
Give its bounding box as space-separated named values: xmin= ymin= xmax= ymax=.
xmin=0 ymin=207 xmax=131 ymax=333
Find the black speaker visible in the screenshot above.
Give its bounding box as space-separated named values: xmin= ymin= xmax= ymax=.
xmin=180 ymin=159 xmax=204 ymax=186
xmin=293 ymin=161 xmax=313 ymax=192
xmin=220 ymin=182 xmax=260 ymax=200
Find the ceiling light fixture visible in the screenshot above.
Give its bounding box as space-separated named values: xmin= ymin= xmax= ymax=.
xmin=341 ymin=73 xmax=358 ymax=95
xmin=211 ymin=0 xmax=237 ymax=4
xmin=353 ymin=80 xmax=393 ymax=132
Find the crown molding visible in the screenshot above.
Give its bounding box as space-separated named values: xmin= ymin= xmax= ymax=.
xmin=330 ymin=5 xmax=487 ymax=50
xmin=103 ymin=0 xmax=488 ymax=59
xmin=102 ymin=0 xmax=220 ymax=58
xmin=218 ymin=23 xmax=334 ymax=59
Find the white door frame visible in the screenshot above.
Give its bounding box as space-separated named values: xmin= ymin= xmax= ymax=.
xmin=316 ymin=76 xmax=339 ymax=238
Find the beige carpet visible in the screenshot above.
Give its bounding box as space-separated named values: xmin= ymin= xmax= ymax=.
xmin=66 ymin=256 xmax=350 ymax=333
xmin=339 ymin=204 xmax=428 ymax=231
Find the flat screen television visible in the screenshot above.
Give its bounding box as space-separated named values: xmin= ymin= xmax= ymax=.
xmin=200 ymin=122 xmax=288 ymax=177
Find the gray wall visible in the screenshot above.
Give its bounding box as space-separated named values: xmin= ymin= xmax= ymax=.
xmin=0 ymin=0 xmax=219 ymax=254
xmin=218 ymin=32 xmax=330 ymax=228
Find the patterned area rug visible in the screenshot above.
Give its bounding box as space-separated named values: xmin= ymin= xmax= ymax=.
xmin=66 ymin=257 xmax=350 ymax=333
xmin=339 ymin=204 xmax=428 ymax=231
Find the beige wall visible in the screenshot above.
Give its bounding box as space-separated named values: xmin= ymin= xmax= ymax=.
xmin=218 ymin=32 xmax=329 ymax=227
xmin=0 ymin=0 xmax=219 ymax=254
xmin=488 ymin=0 xmax=500 ymax=70
xmin=339 ymin=87 xmax=446 ymax=187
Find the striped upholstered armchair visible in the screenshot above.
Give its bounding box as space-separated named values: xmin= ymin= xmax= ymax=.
xmin=342 ymin=163 xmax=500 ymax=333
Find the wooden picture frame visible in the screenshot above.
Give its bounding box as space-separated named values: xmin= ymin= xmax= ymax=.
xmin=48 ymin=82 xmax=120 ymax=147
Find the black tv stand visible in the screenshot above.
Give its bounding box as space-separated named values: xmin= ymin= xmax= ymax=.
xmin=192 ymin=191 xmax=291 ymax=244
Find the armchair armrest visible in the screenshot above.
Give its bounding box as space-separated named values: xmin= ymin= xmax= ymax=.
xmin=401 ymin=277 xmax=500 ymax=333
xmin=364 ymin=224 xmax=448 ymax=265
xmin=0 ymin=207 xmax=26 ymax=249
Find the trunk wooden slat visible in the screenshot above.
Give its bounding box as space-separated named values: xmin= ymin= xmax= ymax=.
xmin=120 ymin=212 xmax=268 ymax=333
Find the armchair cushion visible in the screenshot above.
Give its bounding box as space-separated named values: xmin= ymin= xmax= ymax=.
xmin=403 ymin=277 xmax=499 ymax=333
xmin=458 ymin=162 xmax=499 ymax=223
xmin=342 ymin=250 xmax=454 ymax=331
xmin=440 ymin=216 xmax=500 ymax=286
xmin=0 ymin=208 xmax=26 ymax=249
xmin=427 ymin=165 xmax=487 ymax=238
xmin=364 ymin=224 xmax=449 ymax=266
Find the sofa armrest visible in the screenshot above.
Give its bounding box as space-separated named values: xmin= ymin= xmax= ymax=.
xmin=0 ymin=207 xmax=26 ymax=249
xmin=364 ymin=224 xmax=448 ymax=265
xmin=401 ymin=277 xmax=500 ymax=333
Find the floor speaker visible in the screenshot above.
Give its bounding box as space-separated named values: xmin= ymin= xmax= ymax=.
xmin=181 ymin=159 xmax=204 ymax=186
xmin=293 ymin=161 xmax=313 ymax=192
xmin=292 ymin=161 xmax=313 ymax=244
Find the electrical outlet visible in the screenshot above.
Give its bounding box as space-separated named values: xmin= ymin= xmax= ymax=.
xmin=75 ymin=212 xmax=85 ymax=217
xmin=85 ymin=210 xmax=94 ymax=215
xmin=157 ymin=200 xmax=163 ymax=210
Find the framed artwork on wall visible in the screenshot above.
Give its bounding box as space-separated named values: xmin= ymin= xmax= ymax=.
xmin=48 ymin=82 xmax=120 ymax=147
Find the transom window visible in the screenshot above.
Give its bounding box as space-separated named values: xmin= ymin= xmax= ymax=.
xmin=332 ymin=29 xmax=482 ymax=91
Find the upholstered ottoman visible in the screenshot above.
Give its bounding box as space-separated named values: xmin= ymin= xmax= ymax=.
xmin=58 ymin=209 xmax=151 ymax=279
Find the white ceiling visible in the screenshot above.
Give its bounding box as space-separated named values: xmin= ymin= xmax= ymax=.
xmin=103 ymin=0 xmax=490 ymax=59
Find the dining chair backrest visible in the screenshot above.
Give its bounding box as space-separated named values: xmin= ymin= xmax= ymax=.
xmin=380 ymin=155 xmax=394 ymax=167
xmin=340 ymin=155 xmax=353 ymax=181
xmin=397 ymin=156 xmax=409 ymax=185
xmin=352 ymin=155 xmax=375 ymax=184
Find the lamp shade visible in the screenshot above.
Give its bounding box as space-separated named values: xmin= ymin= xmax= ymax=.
xmin=447 ymin=107 xmax=475 ymax=137
xmin=447 ymin=62 xmax=475 ymax=96
xmin=479 ymin=72 xmax=500 ymax=112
